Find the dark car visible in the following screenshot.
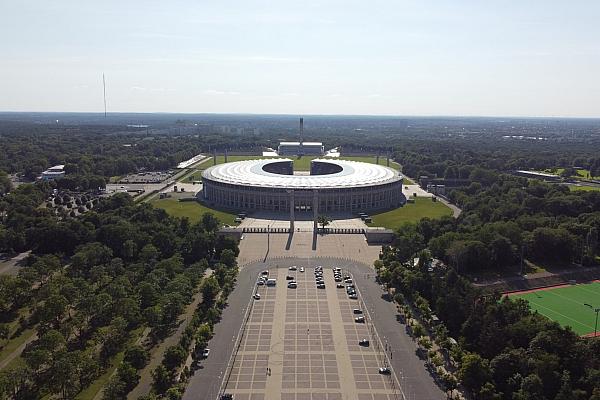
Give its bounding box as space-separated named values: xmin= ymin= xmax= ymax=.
xmin=359 ymin=339 xmax=370 ymax=346
xmin=286 ymin=275 xmax=294 ymax=280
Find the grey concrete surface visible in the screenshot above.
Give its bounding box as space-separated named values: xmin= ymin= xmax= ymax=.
xmin=183 ymin=258 xmax=445 ymax=400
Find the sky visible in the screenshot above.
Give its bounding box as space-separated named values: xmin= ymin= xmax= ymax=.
xmin=1 ymin=0 xmax=599 ymax=117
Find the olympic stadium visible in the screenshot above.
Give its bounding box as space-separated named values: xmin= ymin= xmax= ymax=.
xmin=199 ymin=158 xmax=404 ymax=213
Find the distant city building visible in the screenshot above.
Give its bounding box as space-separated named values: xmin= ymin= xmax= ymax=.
xmin=41 ymin=165 xmax=65 ymax=181
xmin=278 ymin=141 xmax=324 ymax=156
xmin=242 ymin=127 xmax=260 ymax=135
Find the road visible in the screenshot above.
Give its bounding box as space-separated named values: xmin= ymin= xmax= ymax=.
xmin=183 ymin=257 xmax=444 ymax=400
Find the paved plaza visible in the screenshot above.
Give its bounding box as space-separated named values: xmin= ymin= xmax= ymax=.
xmin=236 ymin=233 xmax=382 ymax=267
xmin=222 ymin=267 xmax=401 ymax=400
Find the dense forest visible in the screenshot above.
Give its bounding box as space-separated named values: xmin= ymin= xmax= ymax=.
xmin=1 ymin=116 xmax=600 ymax=399
xmin=0 ymin=191 xmax=239 ymax=399
xmin=375 ymin=143 xmax=600 ymax=398
xmin=377 ymin=251 xmax=600 ymax=400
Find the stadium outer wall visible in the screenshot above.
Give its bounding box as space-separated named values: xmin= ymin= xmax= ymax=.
xmin=199 ymin=159 xmax=405 ymax=213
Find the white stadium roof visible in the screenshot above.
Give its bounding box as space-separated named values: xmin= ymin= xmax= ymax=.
xmin=202 ymin=158 xmax=402 ymax=189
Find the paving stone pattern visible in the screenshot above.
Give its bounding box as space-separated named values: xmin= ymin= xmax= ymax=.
xmin=223 ymin=267 xmax=399 ymax=400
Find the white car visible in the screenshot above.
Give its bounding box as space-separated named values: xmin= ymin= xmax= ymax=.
xmin=202 ymin=348 xmax=210 ymax=358
xmin=300 ymin=267 xmax=305 ymax=273
xmin=254 ymin=293 xmax=261 ymax=300
xmin=257 ymin=280 xmax=264 ymax=285
xmin=289 ymin=266 xmax=297 ymax=271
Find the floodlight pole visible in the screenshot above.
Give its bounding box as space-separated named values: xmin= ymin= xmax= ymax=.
xmin=584 ymin=303 xmax=600 ymax=337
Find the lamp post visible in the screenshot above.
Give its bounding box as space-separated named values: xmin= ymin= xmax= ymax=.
xmin=584 ymin=303 xmax=600 ymax=337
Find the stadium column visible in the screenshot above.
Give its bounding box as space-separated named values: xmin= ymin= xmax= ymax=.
xmin=313 ymin=189 xmax=319 ymax=232
xmin=288 ymin=190 xmax=295 ymax=231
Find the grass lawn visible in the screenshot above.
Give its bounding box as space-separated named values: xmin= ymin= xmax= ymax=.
xmin=75 ymin=351 xmax=125 ymax=400
xmin=151 ymin=198 xmax=237 ymax=225
xmin=541 ymin=168 xmax=600 ymax=180
xmin=182 ymin=171 xmax=203 ymax=182
xmin=0 ymin=328 xmax=35 ymax=367
xmin=75 ymin=327 xmax=144 ymax=400
xmin=367 ymin=197 xmax=452 ymax=229
xmin=508 ymin=282 xmax=600 ymax=336
xmin=569 ymin=185 xmax=600 ymax=192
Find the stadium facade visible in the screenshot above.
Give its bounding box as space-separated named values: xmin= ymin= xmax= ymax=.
xmin=200 ymin=159 xmax=404 ymax=213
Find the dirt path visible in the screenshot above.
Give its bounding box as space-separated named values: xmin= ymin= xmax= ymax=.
xmin=0 ymin=251 xmax=30 ymax=276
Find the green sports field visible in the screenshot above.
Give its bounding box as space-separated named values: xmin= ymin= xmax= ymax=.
xmin=509 ymin=282 xmax=600 ymax=336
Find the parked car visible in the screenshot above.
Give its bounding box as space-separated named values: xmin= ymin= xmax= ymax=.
xmin=286 ymin=275 xmax=294 ymax=280
xmin=300 ymin=267 xmax=305 ymax=273
xmin=349 ymin=294 xmax=358 ymax=300
xmin=288 ymin=282 xmax=297 ymax=289
xmin=355 ymin=316 xmax=365 ymax=323
xmin=261 ymin=270 xmax=269 ymax=276
xmin=202 ymin=348 xmax=210 ymax=358
xmin=289 ymin=266 xmax=297 ymax=271
xmin=359 ymin=339 xmax=370 ymax=346
xmin=317 ymin=284 xmax=326 ymax=289
xmin=353 ymin=309 xmax=363 ymax=314
xmin=379 ymin=367 xmax=391 ymax=374
xmin=336 ymin=283 xmax=344 ymax=288
xmin=254 ymin=293 xmax=261 ymax=300
xmin=257 ymin=280 xmax=264 ymax=285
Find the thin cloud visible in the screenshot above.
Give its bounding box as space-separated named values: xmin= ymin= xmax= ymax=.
xmin=203 ymin=89 xmax=241 ymax=96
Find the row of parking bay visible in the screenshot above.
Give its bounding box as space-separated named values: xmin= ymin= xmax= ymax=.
xmin=222 ymin=266 xmax=402 ymax=400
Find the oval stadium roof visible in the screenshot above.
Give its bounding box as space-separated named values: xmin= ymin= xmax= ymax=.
xmin=202 ymin=158 xmax=402 ymax=189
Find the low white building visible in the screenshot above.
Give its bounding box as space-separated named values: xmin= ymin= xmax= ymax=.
xmin=41 ymin=165 xmax=65 ymax=181
xmin=278 ymin=141 xmax=324 ymax=156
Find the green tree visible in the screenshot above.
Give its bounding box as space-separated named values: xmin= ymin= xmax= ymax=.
xmin=152 ymin=364 xmax=172 ymax=394
xmin=124 ymin=345 xmax=149 ymax=370
xmin=392 ymin=223 xmax=424 ymax=263
xmin=317 ymin=215 xmax=331 ymax=230
xmin=200 ymin=276 xmax=220 ymax=305
xmin=441 ymin=373 xmax=458 ymax=399
xmin=458 ymin=353 xmax=491 ymax=393
xmin=163 ymin=345 xmax=187 ymax=371
xmin=219 ymin=249 xmax=237 ymax=269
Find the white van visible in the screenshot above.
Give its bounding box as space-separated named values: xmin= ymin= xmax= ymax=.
xmin=266 ymin=278 xmax=277 ymax=286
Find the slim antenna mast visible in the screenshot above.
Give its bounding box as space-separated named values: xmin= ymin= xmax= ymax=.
xmin=102 ymin=73 xmax=107 ymax=118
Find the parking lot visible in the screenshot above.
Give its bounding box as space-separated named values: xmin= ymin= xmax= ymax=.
xmin=222 ymin=266 xmax=401 ymax=400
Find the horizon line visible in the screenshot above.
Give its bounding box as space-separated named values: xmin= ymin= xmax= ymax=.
xmin=0 ymin=110 xmax=600 ymax=120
